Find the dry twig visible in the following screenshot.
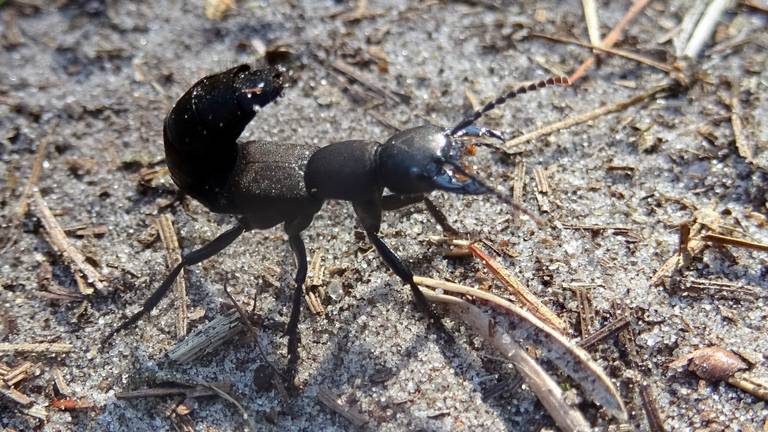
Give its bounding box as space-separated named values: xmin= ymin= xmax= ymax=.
xmin=569 ymin=0 xmax=652 ymax=83
xmin=468 ymin=243 xmax=568 ymax=333
xmin=32 ymin=191 xmax=107 ymax=295
xmin=505 ymin=83 xmax=674 ymax=150
xmin=414 ymin=276 xmax=627 ymax=421
xmin=156 ymin=214 xmax=187 ymax=339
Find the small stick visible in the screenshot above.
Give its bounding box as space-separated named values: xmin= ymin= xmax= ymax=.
xmin=156 ymin=214 xmax=187 ymax=339
xmin=116 ymin=386 xmax=217 ymax=399
xmin=1 ymin=121 xmax=58 ymax=253
xmin=32 ymin=191 xmax=107 ymax=295
xmin=421 ymin=289 xmax=592 ymax=430
xmin=683 ymin=0 xmax=732 ymax=58
xmin=639 ymin=384 xmax=667 ymax=432
xmin=468 ymin=243 xmax=568 ymax=333
xmin=578 ymin=315 xmax=631 ymax=350
xmin=574 ymin=286 xmax=594 ymax=337
xmin=221 ymin=281 xmax=286 ymax=382
xmin=699 ymin=233 xmax=768 ymax=252
xmin=0 ymin=342 xmax=73 ymax=353
xmin=512 ymin=160 xmax=525 ymax=204
xmin=569 ymin=0 xmax=653 ymax=83
xmin=581 ymin=0 xmax=602 ymax=46
xmin=317 ymin=387 xmax=369 ymax=428
xmin=0 ymin=383 xmax=33 ymax=405
xmin=727 ymin=81 xmax=753 ymax=163
xmin=504 ymin=83 xmax=673 ymax=150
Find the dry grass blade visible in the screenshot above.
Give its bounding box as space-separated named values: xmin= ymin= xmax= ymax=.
xmin=0 ymin=342 xmax=73 ymax=353
xmin=581 ymin=0 xmax=602 ymax=46
xmin=468 ymin=243 xmax=568 ymax=333
xmin=699 ymin=233 xmax=768 ymax=252
xmin=421 ymin=289 xmax=590 ymax=431
xmin=532 ymin=33 xmax=675 ymax=73
xmin=505 ymin=83 xmax=674 ymax=150
xmin=569 ymin=0 xmax=652 ymax=83
xmin=683 ymin=0 xmax=732 ymax=58
xmin=414 ymin=276 xmax=627 ymax=420
xmin=156 ymin=214 xmax=187 ymax=339
xmin=32 ymin=191 xmax=107 ymax=295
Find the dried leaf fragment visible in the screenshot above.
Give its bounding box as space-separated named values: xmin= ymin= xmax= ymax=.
xmin=669 ymin=346 xmax=748 ymax=382
xmin=204 ymin=0 xmax=235 ymax=20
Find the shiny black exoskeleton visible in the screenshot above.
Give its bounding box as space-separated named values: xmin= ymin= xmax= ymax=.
xmin=104 ymin=62 xmax=568 ymax=384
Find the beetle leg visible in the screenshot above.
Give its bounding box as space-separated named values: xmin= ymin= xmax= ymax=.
xmin=353 ymin=199 xmax=453 ymax=340
xmin=285 ymin=233 xmax=307 ymax=386
xmin=381 ymin=194 xmax=459 ymax=236
xmin=102 ymin=223 xmax=247 ymax=346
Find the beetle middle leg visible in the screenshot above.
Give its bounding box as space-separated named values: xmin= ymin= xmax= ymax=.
xmin=282 ymin=214 xmax=314 ymax=387
xmin=381 ymin=194 xmax=459 ymax=236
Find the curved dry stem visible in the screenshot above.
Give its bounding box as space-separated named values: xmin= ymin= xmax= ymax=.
xmin=415 ymin=276 xmax=627 ymax=421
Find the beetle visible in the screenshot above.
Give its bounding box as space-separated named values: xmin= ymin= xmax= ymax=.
xmin=102 ymin=62 xmax=568 ymax=382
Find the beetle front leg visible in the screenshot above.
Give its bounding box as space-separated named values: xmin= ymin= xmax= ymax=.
xmin=353 ymin=200 xmax=452 ymax=339
xmin=381 ymin=194 xmax=459 ymax=236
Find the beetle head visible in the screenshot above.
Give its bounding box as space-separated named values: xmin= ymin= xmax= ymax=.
xmin=378 ymin=125 xmax=489 ymax=196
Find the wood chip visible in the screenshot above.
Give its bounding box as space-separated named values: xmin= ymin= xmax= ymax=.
xmin=0 ymin=342 xmax=74 ymax=354
xmin=532 ymin=166 xmax=551 ymax=213
xmin=167 ymin=310 xmax=244 ymax=363
xmin=0 ymin=382 xmax=33 ymax=406
xmin=156 ymin=214 xmax=187 ymax=339
xmin=32 ymin=191 xmax=107 ymax=295
xmin=52 ymin=367 xmax=72 ymax=396
xmin=4 ymin=361 xmax=33 ymax=386
xmin=574 ymin=285 xmax=594 ymax=337
xmin=512 ymin=160 xmax=525 ymax=204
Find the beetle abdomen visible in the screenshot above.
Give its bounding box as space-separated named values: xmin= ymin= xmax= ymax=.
xmin=163 ymin=64 xmax=285 ymax=213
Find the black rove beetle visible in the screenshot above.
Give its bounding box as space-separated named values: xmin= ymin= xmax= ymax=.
xmin=103 ymin=62 xmax=568 ymax=381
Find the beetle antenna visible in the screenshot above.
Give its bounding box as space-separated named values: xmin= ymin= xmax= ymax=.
xmin=449 ymin=76 xmax=570 ymax=137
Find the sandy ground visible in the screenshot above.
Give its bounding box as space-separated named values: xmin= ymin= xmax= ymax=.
xmin=1 ymin=0 xmax=767 ymax=431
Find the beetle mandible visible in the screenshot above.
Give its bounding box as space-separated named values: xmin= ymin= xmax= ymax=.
xmin=103 ymin=62 xmax=568 ymax=380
